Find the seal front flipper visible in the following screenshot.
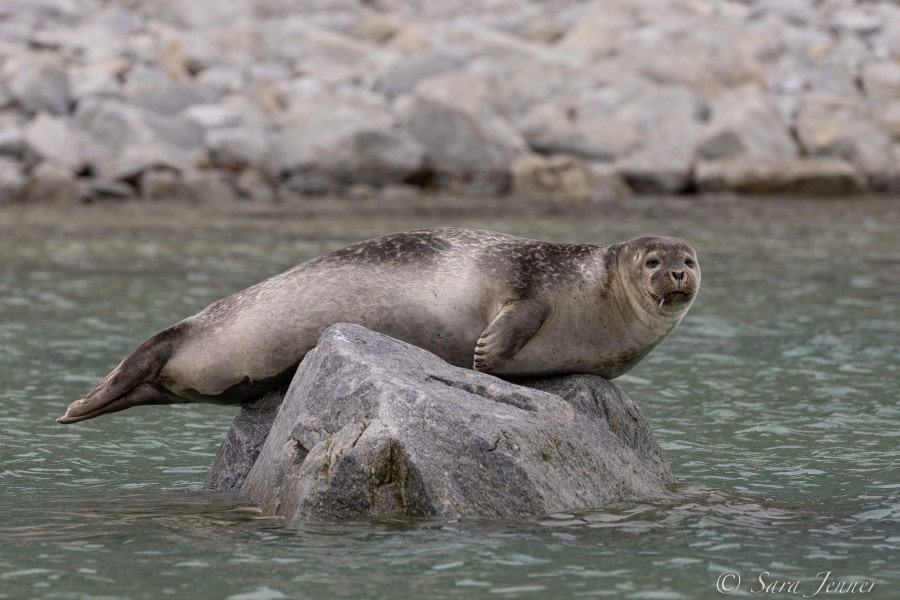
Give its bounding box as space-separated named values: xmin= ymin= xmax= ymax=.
xmin=473 ymin=299 xmax=549 ymax=372
xmin=57 ymin=325 xmax=184 ymax=424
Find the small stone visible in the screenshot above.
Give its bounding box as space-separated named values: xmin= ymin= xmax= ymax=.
xmin=69 ymin=60 xmax=127 ymax=101
xmin=519 ymin=102 xmax=641 ymax=161
xmin=76 ymin=98 xmax=206 ymax=180
xmin=694 ymin=157 xmax=865 ymax=195
xmin=403 ymin=71 xmax=526 ymax=192
xmin=373 ymin=49 xmax=468 ymax=98
xmin=234 ymin=168 xmax=275 ymax=202
xmin=511 ymin=153 xmax=593 ymax=203
xmin=698 ymin=85 xmax=798 ymax=160
xmin=830 ymin=9 xmax=882 ymax=36
xmin=126 ymin=80 xmax=220 ymax=115
xmin=139 ymin=168 xmax=196 ymax=203
xmin=207 ymin=127 xmax=271 ymax=171
xmin=186 ymin=169 xmax=239 ymax=204
xmin=183 ymin=104 xmax=245 ymax=130
xmin=4 ymin=53 xmax=72 ymax=116
xmin=23 ymin=113 xmax=83 ymax=171
xmin=81 ymin=178 xmax=136 ymax=202
xmin=861 ymin=61 xmax=900 ymax=107
xmin=795 ymin=92 xmax=897 ymax=188
xmin=23 ymin=161 xmax=83 ymax=204
xmin=0 ymin=156 xmax=25 ymax=204
xmin=273 ymin=94 xmax=427 ymax=187
xmin=0 ymin=123 xmax=25 ymax=158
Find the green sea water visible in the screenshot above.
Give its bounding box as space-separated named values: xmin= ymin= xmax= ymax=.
xmin=1 ymin=196 xmax=897 ymax=599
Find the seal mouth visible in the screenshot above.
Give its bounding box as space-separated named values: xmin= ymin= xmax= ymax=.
xmin=664 ymin=290 xmax=692 ymax=303
xmin=649 ymin=290 xmax=693 ymax=309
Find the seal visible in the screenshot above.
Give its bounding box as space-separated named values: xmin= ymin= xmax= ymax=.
xmin=58 ymin=228 xmax=699 ymax=424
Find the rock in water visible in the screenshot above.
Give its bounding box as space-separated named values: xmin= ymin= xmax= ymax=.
xmin=207 ymin=324 xmax=674 ymax=520
xmin=204 ymin=390 xmax=284 ymax=492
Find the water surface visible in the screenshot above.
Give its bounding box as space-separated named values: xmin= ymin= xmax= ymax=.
xmin=1 ymin=196 xmax=897 ymax=599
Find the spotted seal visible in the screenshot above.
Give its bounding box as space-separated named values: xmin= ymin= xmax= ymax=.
xmin=58 ymin=228 xmax=699 ymax=423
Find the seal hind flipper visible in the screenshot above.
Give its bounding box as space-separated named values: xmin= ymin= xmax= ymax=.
xmin=57 ymin=382 xmax=185 ymax=424
xmin=57 ymin=325 xmax=184 ymax=424
xmin=473 ymin=300 xmax=549 ymax=372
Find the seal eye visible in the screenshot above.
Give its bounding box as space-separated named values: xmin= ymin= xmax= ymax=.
xmin=645 ymin=259 xmax=660 ymax=268
xmin=685 ymin=258 xmax=695 ymax=268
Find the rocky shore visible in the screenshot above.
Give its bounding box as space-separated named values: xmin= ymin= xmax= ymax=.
xmin=1 ymin=0 xmax=898 ymax=205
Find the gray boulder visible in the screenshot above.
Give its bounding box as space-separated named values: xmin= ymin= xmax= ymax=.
xmin=795 ymin=92 xmax=897 ymax=189
xmin=208 ymin=324 xmax=674 ymax=520
xmin=0 ymin=157 xmax=26 ymax=204
xmin=75 ymin=98 xmax=205 ymax=180
xmin=694 ymin=157 xmax=865 ymax=195
xmin=22 ymin=161 xmax=83 ymax=204
xmin=3 ymin=53 xmax=71 ymax=116
xmin=23 ymin=113 xmax=83 ymax=171
xmin=402 ymin=71 xmax=527 ymax=192
xmin=206 ymin=390 xmax=285 ymax=492
xmin=272 ymin=95 xmax=426 ymax=190
xmin=373 ymin=49 xmax=468 ymax=98
xmin=698 ymin=85 xmax=798 ymax=161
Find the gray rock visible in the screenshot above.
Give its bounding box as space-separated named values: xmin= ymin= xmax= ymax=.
xmin=183 ymin=103 xmax=245 ymax=130
xmin=830 ymin=8 xmax=882 ymax=36
xmin=23 ymin=113 xmax=83 ymax=171
xmin=137 ymin=167 xmax=238 ymax=204
xmin=75 ymin=98 xmax=206 ymax=180
xmin=126 ymin=80 xmax=220 ymax=115
xmin=698 ymin=85 xmax=798 ymax=160
xmin=4 ymin=54 xmax=72 ymax=116
xmin=0 ymin=78 xmax=12 ymax=110
xmin=520 ymin=78 xmax=707 ymax=183
xmin=206 ymin=126 xmax=271 ymax=171
xmin=81 ymin=178 xmax=136 ymax=202
xmin=518 ymin=102 xmax=641 ymax=161
xmin=212 ymin=324 xmax=674 ymax=520
xmin=68 ymin=58 xmax=128 ymax=101
xmin=150 ymin=0 xmax=253 ymax=28
xmin=206 ymin=391 xmax=287 ymax=492
xmin=0 ymin=157 xmax=25 ymax=204
xmin=403 ymin=71 xmax=527 ymax=191
xmin=273 ymin=95 xmax=426 ymax=188
xmin=694 ymin=157 xmax=865 ymax=195
xmin=373 ymin=49 xmax=468 ymax=98
xmin=861 ymin=61 xmax=900 ymax=107
xmin=196 ymin=66 xmax=248 ymax=96
xmin=511 ymin=153 xmax=631 ymax=203
xmin=22 ymin=161 xmax=82 ymax=204
xmin=0 ymin=0 xmax=84 ymax=24
xmin=234 ymin=168 xmax=275 ymax=202
xmin=795 ymin=92 xmax=897 ymax=189
xmin=0 ymin=123 xmax=25 ymax=158
xmin=138 ymin=168 xmax=196 ymax=203
xmin=612 ymin=81 xmax=708 ymax=193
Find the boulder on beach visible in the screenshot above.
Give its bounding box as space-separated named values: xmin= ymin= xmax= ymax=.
xmin=206 ymin=324 xmax=675 ymax=520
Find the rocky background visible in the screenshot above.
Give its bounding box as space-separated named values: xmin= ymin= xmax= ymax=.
xmin=1 ymin=0 xmax=898 ymax=205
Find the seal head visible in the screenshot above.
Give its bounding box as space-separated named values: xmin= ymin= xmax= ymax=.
xmin=617 ymin=236 xmax=700 ymax=330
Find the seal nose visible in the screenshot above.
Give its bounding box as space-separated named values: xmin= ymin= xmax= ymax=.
xmin=670 ymin=269 xmax=685 ymax=283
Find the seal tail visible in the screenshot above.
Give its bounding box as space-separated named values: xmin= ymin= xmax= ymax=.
xmin=57 ymin=326 xmax=182 ymax=424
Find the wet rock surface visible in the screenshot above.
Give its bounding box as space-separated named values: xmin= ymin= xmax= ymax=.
xmin=1 ymin=0 xmax=898 ymax=203
xmin=206 ymin=324 xmax=675 ymax=520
